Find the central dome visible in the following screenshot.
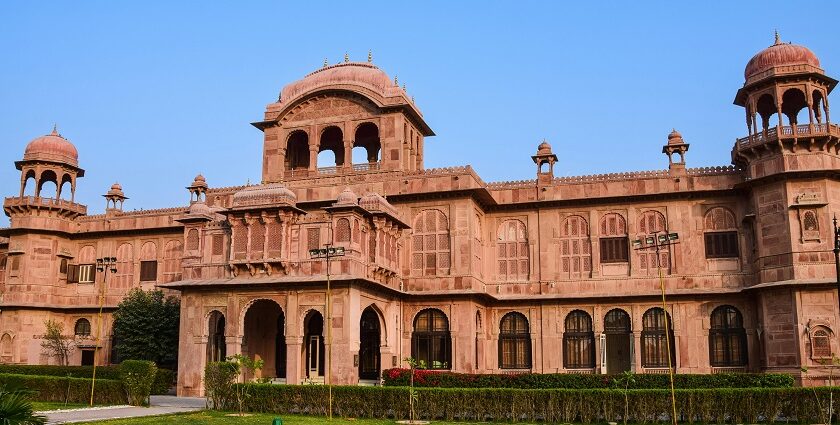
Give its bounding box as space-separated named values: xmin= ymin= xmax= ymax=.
xmin=744 ymin=34 xmax=821 ymax=80
xmin=280 ymin=62 xmax=398 ymax=103
xmin=23 ymin=128 xmax=79 ymax=167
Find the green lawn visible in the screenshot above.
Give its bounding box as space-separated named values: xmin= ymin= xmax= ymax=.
xmin=74 ymin=410 xmax=520 ymax=424
xmin=32 ymin=401 xmax=98 ymax=411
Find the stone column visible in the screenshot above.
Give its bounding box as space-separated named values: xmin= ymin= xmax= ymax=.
xmin=285 ymin=336 xmax=303 ymax=385
xmin=309 ymin=146 xmax=318 ymax=172
xmin=343 ymin=141 xmax=352 ymax=170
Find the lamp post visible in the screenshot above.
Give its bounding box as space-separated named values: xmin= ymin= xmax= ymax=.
xmin=90 ymin=256 xmax=117 ymax=406
xmin=632 ymin=231 xmax=679 ymax=425
xmin=308 ymin=244 xmax=345 ymax=421
xmin=833 ymin=216 xmax=840 ymax=311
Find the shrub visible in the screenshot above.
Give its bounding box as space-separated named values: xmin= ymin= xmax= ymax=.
xmin=0 ymin=373 xmax=126 ymax=405
xmin=119 ymin=360 xmax=157 ymax=406
xmin=151 ymin=369 xmax=175 ymax=395
xmin=204 ymin=362 xmax=238 ymax=410
xmin=224 ymin=384 xmax=838 ymax=423
xmin=381 ymin=368 xmax=795 ymax=389
xmin=0 ymin=384 xmax=46 ymax=424
xmin=0 ymin=365 xmax=121 ymax=381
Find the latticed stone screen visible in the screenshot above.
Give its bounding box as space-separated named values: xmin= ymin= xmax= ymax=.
xmin=336 ymin=218 xmax=351 ymax=242
xmin=638 ymin=210 xmax=669 ymax=274
xmin=186 ymin=229 xmax=199 ymax=251
xmin=497 ymin=220 xmax=528 ymax=281
xmin=232 ymin=224 xmax=247 ymax=260
xmin=212 ymin=234 xmax=224 ymax=256
xmin=307 ymin=228 xmax=320 ymax=251
xmin=250 ymin=221 xmax=265 ymax=259
xmin=266 ymin=222 xmax=282 ymax=257
xmin=411 ymin=209 xmax=450 ymax=276
xmin=560 ymin=215 xmax=590 ymax=278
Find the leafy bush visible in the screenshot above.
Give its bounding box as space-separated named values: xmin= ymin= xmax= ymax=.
xmin=119 ymin=360 xmax=157 ymax=406
xmin=225 ymin=384 xmax=838 ymax=423
xmin=0 ymin=373 xmax=126 ymax=405
xmin=381 ymin=368 xmax=795 ymax=389
xmin=112 ymin=289 xmax=180 ymax=369
xmin=204 ymin=362 xmax=238 ymax=410
xmin=0 ymin=384 xmax=46 ymax=424
xmin=151 ymin=369 xmax=175 ymax=395
xmin=0 ymin=365 xmax=121 ymax=381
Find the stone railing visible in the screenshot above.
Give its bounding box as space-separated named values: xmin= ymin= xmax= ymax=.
xmin=487 ymin=179 xmax=537 ymax=189
xmin=79 ymin=206 xmax=188 ymax=221
xmin=686 ymin=165 xmax=743 ymax=176
xmin=554 ymin=169 xmax=669 ymax=184
xmin=3 ymin=196 xmax=87 ymax=215
xmin=736 ymin=123 xmax=840 ymax=149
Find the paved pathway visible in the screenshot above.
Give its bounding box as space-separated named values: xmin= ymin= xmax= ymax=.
xmin=40 ymin=396 xmax=206 ymax=424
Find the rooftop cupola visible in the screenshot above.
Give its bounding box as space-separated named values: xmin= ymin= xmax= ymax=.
xmin=732 ymin=32 xmax=839 ymax=177
xmin=532 ymin=139 xmax=558 ymax=183
xmin=186 ymin=174 xmax=208 ymax=204
xmin=663 ymin=129 xmax=689 ymax=175
xmin=103 ymin=182 xmax=127 ymax=213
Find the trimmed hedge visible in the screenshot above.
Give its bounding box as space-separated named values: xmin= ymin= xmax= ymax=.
xmin=232 ymin=384 xmax=838 ymax=423
xmin=120 ymin=360 xmax=157 ymax=406
xmin=0 ymin=364 xmax=121 ymax=380
xmin=381 ymin=368 xmax=795 ymax=389
xmin=0 ymin=373 xmax=126 ymax=405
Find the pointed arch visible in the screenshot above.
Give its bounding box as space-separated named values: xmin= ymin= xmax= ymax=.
xmin=564 ymin=310 xmax=595 ymax=369
xmin=499 ymin=312 xmax=531 ymax=370
xmin=709 ymin=305 xmax=747 ymax=367
xmin=411 ymin=308 xmax=451 ymax=369
xmin=286 ymin=130 xmax=310 ymax=170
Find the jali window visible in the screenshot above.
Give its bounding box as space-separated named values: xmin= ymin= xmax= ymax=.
xmin=560 ymin=215 xmax=591 ymax=278
xmin=599 ymin=213 xmax=628 ymax=263
xmin=704 ymin=207 xmax=739 ymax=259
xmin=638 ymin=211 xmax=670 ymax=274
xmin=497 ymin=220 xmax=529 ymax=281
xmin=411 ymin=209 xmax=450 ymax=276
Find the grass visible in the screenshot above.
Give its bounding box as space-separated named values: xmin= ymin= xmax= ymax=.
xmin=32 ymin=401 xmax=99 ymax=411
xmin=73 ymin=410 xmax=531 ymax=424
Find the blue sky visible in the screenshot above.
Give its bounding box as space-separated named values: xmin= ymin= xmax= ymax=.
xmin=2 ymin=1 xmax=839 ymax=226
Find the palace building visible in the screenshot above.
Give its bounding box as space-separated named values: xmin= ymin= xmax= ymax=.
xmin=1 ymin=34 xmax=839 ymax=395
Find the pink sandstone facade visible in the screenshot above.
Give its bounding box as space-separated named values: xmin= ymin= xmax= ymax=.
xmin=1 ymin=36 xmax=839 ymax=396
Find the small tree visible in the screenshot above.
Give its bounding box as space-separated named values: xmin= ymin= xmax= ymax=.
xmin=227 ymin=354 xmax=263 ymax=417
xmin=403 ymin=357 xmax=426 ymax=423
xmin=612 ymin=370 xmax=636 ymax=425
xmin=40 ymin=319 xmax=73 ymax=366
xmin=112 ymin=289 xmax=180 ymax=368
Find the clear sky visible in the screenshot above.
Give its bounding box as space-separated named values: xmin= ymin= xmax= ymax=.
xmin=2 ymin=1 xmax=839 ymax=227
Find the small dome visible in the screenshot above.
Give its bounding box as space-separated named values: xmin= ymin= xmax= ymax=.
xmin=190 ymin=174 xmax=208 ymax=189
xmin=232 ymin=183 xmax=297 ymax=208
xmin=188 ymin=201 xmax=212 ymax=216
xmin=23 ymin=127 xmax=79 ymax=167
xmin=106 ymin=182 xmax=125 ymax=197
xmin=335 ymin=187 xmax=358 ymax=205
xmin=667 ymin=129 xmax=684 ymax=144
xmin=536 ymin=140 xmax=553 ymax=156
xmin=744 ymin=33 xmax=821 ymax=80
xmin=360 ymin=192 xmax=399 ymax=217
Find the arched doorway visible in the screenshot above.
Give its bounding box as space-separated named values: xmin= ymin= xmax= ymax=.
xmin=604 ymin=308 xmax=632 ymax=374
xmin=359 ymin=307 xmax=381 ymax=380
xmin=242 ymin=300 xmax=285 ymax=379
xmin=207 ymin=311 xmax=226 ymax=363
xmin=303 ymin=310 xmax=325 ymax=380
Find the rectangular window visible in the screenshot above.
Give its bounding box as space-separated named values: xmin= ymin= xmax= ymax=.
xmin=78 ymin=264 xmax=96 ymax=284
xmin=59 ymin=258 xmax=68 ymax=274
xmin=599 ymin=237 xmax=629 ymax=263
xmin=140 ymin=261 xmax=157 ymax=282
xmin=704 ymin=231 xmax=739 ymax=258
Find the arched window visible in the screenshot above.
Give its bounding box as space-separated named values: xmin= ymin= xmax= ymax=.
xmin=318 ymin=126 xmax=344 ymax=167
xmin=286 ymin=131 xmax=310 ymax=170
xmin=559 ymin=215 xmax=591 ymax=278
xmin=642 ymin=308 xmax=676 ymax=368
xmin=499 ymin=312 xmax=531 ymax=369
xmin=353 ymin=122 xmax=381 ymax=165
xmin=411 ymin=210 xmax=450 ymax=276
xmin=564 ymin=310 xmax=595 ymax=369
xmin=336 ymin=218 xmax=351 ymax=243
xmin=497 ymin=220 xmax=529 ymax=281
xmin=411 ymin=309 xmax=451 ymax=369
xmin=811 ymin=327 xmax=832 ymax=359
xmin=599 ymin=213 xmax=628 ymax=263
xmin=709 ymin=305 xmax=747 ymax=367
xmin=638 ymin=211 xmax=670 ymax=274
xmin=75 ymin=318 xmax=91 ymax=336
xmin=208 ymin=311 xmax=226 ymax=363
xmin=162 ymin=240 xmax=183 ymax=283
xmin=704 ymin=207 xmax=739 ymax=259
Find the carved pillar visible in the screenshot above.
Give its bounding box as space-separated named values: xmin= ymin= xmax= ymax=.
xmin=343 ymin=140 xmax=352 ymax=170
xmin=285 ymin=336 xmax=303 ymax=385
xmin=309 ymin=146 xmax=318 ymax=172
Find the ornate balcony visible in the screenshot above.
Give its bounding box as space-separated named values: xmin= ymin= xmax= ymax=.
xmin=3 ymin=196 xmax=87 ymax=218
xmin=735 ymin=123 xmax=840 ymax=151
xmin=284 ymin=162 xmax=382 ymax=179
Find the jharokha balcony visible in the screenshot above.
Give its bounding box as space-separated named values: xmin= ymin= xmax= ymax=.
xmin=284 ymin=162 xmax=382 ymax=179
xmin=736 ymin=123 xmax=840 ymax=151
xmin=3 ymin=196 xmax=87 ymax=218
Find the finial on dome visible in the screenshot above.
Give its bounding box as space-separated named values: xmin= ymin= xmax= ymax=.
xmin=323 ymin=57 xmax=328 ymax=67
xmin=368 ymin=50 xmax=372 ymax=63
xmin=394 ymin=75 xmax=399 ymax=85
xmin=344 ymin=52 xmax=349 ymax=63
xmin=51 ymin=124 xmax=58 ymax=136
xmin=402 ymin=83 xmax=406 ymax=91
xmin=774 ymin=29 xmax=781 ymax=45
